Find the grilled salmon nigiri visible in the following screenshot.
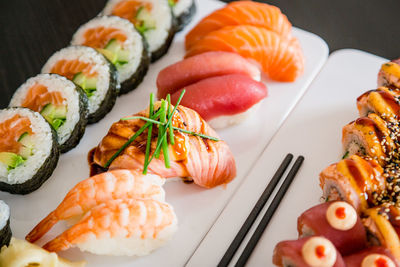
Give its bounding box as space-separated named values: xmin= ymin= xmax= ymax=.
xmin=378 ymin=59 xmax=400 ymax=89
xmin=89 ymin=102 xmax=236 ymax=188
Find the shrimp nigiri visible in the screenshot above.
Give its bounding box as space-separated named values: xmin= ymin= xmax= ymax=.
xmin=43 ymin=198 xmax=177 ymax=256
xmin=26 ymin=169 xmax=165 ymax=243
xmin=89 ymin=102 xmax=237 ymax=188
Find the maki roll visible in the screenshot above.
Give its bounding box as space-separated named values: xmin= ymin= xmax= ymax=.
xmin=0 ymin=200 xmax=11 ymax=248
xmin=319 ymin=155 xmax=385 ymax=212
xmin=103 ymin=0 xmax=176 ymax=62
xmin=357 ymin=87 xmax=400 ymax=122
xmin=42 ymin=46 xmax=119 ymax=124
xmin=273 ymin=236 xmax=345 ymax=267
xmin=71 ymin=16 xmax=150 ymax=95
xmin=342 ymin=113 xmax=395 ymax=166
xmin=363 ymin=205 xmax=400 ymax=259
xmin=378 ymin=59 xmax=400 ymax=89
xmin=169 ymin=0 xmax=196 ymax=31
xmin=9 ymin=74 xmax=88 ymax=153
xmin=344 ymin=247 xmax=399 ymax=267
xmin=0 ymin=108 xmax=59 ymax=194
xmin=297 ymin=201 xmax=367 ymax=255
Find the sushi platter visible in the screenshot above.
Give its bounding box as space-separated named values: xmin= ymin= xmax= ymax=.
xmin=0 ymin=0 xmax=332 ymax=266
xmin=188 ymin=49 xmax=390 ymax=266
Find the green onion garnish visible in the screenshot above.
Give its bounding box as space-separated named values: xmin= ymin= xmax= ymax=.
xmin=105 ymin=90 xmax=218 ymax=174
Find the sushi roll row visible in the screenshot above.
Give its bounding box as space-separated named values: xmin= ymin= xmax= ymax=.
xmin=273 ymin=201 xmax=400 ymax=266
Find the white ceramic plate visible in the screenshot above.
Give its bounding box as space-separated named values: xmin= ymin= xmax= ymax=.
xmin=187 ymin=49 xmax=386 ymax=266
xmin=0 ymin=0 xmax=328 ymax=266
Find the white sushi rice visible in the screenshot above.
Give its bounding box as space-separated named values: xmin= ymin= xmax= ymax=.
xmin=71 ymin=16 xmax=144 ymax=84
xmin=77 ymin=200 xmax=178 ymax=256
xmin=0 ymin=201 xmax=10 ymax=230
xmin=41 ymin=46 xmax=111 ymax=116
xmin=208 ymin=102 xmax=262 ymax=129
xmin=0 ymin=109 xmax=53 ymax=185
xmin=9 ymin=74 xmax=80 ymax=145
xmin=103 ymin=0 xmax=172 ymax=53
xmin=173 ymin=0 xmax=193 ymax=17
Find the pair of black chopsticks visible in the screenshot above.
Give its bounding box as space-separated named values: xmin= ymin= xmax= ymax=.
xmin=218 ymin=153 xmax=304 ymax=267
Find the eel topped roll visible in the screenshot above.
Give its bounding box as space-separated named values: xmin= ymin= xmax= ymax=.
xmin=42 ymin=46 xmax=119 ymax=124
xmin=169 ymin=0 xmax=196 ymax=31
xmin=297 ymin=201 xmax=367 ymax=255
xmin=319 ymin=155 xmax=386 ymax=212
xmin=378 ymin=59 xmax=400 ymax=89
xmin=363 ymin=205 xmax=400 ymax=259
xmin=342 ymin=113 xmax=396 ymax=166
xmin=0 ymin=108 xmax=59 ymax=194
xmin=344 ymin=247 xmax=400 ymax=267
xmin=71 ymin=16 xmax=150 ymax=95
xmin=0 ymin=200 xmax=11 ymax=248
xmin=88 ymin=102 xmax=236 ymax=188
xmin=273 ymin=236 xmax=345 ymax=267
xmin=103 ymin=0 xmax=176 ymax=62
xmin=357 ymin=87 xmax=400 ymax=122
xmin=9 ymin=74 xmax=88 ymax=153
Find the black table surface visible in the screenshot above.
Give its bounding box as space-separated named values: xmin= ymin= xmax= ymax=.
xmin=1 ymin=0 xmax=399 ymax=108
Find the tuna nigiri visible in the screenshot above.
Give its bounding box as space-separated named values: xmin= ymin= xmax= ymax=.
xmin=42 ymin=198 xmax=177 ymax=256
xmin=170 ymin=74 xmax=268 ymax=128
xmin=185 ymin=25 xmax=304 ymax=82
xmin=185 ymin=1 xmax=292 ymax=50
xmin=89 ymin=102 xmax=236 ymax=188
xmin=156 ymin=51 xmax=261 ymax=99
xmin=26 ymin=169 xmax=165 ymax=243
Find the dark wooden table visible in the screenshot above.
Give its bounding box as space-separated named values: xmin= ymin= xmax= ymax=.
xmin=1 ymin=0 xmax=399 ymax=108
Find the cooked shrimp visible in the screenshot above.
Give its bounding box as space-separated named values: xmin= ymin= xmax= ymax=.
xmin=26 ymin=169 xmax=165 ymax=243
xmin=42 ymin=198 xmax=177 ymax=256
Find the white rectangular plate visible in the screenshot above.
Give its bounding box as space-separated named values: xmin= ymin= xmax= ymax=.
xmin=0 ymin=0 xmax=328 ymax=266
xmin=187 ymin=49 xmax=386 ymax=266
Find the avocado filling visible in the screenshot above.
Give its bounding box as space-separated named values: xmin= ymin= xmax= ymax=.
xmin=135 ymin=6 xmax=156 ymax=34
xmin=72 ymin=72 xmax=97 ymax=97
xmin=40 ymin=103 xmax=67 ymax=130
xmin=97 ymin=39 xmax=130 ymax=68
xmin=168 ymin=0 xmax=178 ymax=7
xmin=0 ymin=132 xmax=35 ymax=171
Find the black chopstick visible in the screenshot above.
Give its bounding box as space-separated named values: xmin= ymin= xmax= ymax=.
xmin=217 ymin=153 xmax=294 ymax=267
xmin=235 ymin=155 xmax=304 ymax=267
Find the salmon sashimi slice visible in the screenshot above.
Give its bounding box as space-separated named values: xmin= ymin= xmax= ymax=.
xmin=50 ymin=59 xmax=97 ymax=80
xmin=185 ymin=25 xmax=304 ymax=82
xmin=42 ymin=198 xmax=177 ymax=255
xmin=21 ymin=84 xmax=65 ymax=112
xmin=89 ymin=102 xmax=236 ymax=188
xmin=82 ymin=26 xmax=127 ymax=48
xmin=0 ymin=115 xmax=32 ymax=154
xmin=170 ymin=74 xmax=267 ymax=121
xmin=111 ymin=0 xmax=153 ymax=26
xmin=156 ymin=51 xmax=261 ymax=99
xmin=185 ymin=1 xmax=292 ymax=50
xmin=26 ymin=169 xmax=165 ymax=243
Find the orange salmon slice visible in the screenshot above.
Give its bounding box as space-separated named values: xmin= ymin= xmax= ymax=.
xmin=82 ymin=26 xmax=127 ymax=48
xmin=112 ymin=0 xmax=153 ymax=25
xmin=50 ymin=59 xmax=97 ymax=80
xmin=0 ymin=115 xmax=32 ymax=154
xmin=22 ymin=84 xmax=65 ymax=112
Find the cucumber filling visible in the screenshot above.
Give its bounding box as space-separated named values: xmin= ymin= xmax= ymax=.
xmin=0 ymin=132 xmax=36 ymax=171
xmin=168 ymin=0 xmax=177 ymax=7
xmin=97 ymin=39 xmax=130 ymax=68
xmin=72 ymin=72 xmax=97 ymax=97
xmin=40 ymin=103 xmax=67 ymax=130
xmin=135 ymin=6 xmax=156 ymax=34
xmin=0 ymin=152 xmax=26 ymax=171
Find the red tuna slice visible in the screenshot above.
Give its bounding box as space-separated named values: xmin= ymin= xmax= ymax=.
xmin=157 ymin=51 xmax=261 ymax=99
xmin=297 ymin=201 xmax=367 ymax=256
xmin=170 ymin=74 xmax=267 ymax=121
xmin=344 ymin=247 xmax=400 ymax=267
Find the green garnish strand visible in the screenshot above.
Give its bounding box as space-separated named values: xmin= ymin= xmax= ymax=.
xmin=104 ymin=110 xmax=162 ymax=169
xmin=167 ymin=94 xmax=175 ymax=145
xmin=143 ymin=93 xmax=155 ymax=174
xmin=172 ymin=127 xmax=219 ymax=141
xmin=160 ymin=101 xmax=170 ymax=168
xmin=154 ymin=100 xmax=166 ymax=159
xmin=121 ymin=116 xmax=160 ymax=124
